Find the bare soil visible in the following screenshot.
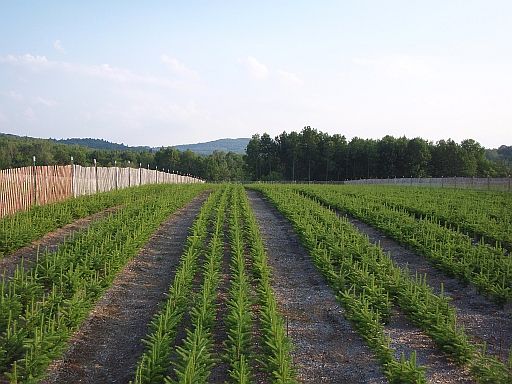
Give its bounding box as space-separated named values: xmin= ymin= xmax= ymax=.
xmin=347 ymin=216 xmax=512 ymax=363
xmin=386 ymin=308 xmax=473 ymax=383
xmin=0 ymin=207 xmax=120 ymax=280
xmin=247 ymin=190 xmax=386 ymax=384
xmin=41 ymin=193 xmax=208 ymax=384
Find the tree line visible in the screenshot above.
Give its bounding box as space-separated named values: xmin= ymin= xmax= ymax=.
xmin=245 ymin=126 xmax=511 ymax=181
xmin=0 ymin=134 xmax=244 ymax=182
xmin=1 ymin=130 xmax=510 ymax=182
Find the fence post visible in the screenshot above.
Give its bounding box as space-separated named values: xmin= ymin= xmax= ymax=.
xmin=156 ymin=166 xmax=158 ymax=184
xmin=139 ymin=163 xmax=142 ymax=186
xmin=128 ymin=161 xmax=131 ymax=187
xmin=32 ymin=156 xmax=37 ymax=206
xmin=94 ymin=158 xmax=98 ymax=194
xmin=114 ymin=160 xmax=118 ymax=190
xmin=487 ymin=177 xmax=490 ymax=191
xmin=70 ymin=156 xmax=75 ymax=198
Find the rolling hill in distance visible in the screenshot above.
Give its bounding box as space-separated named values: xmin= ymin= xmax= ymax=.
xmin=0 ymin=133 xmax=250 ymax=155
xmin=54 ymin=136 xmax=250 ymax=155
xmin=173 ymin=138 xmax=250 ymax=155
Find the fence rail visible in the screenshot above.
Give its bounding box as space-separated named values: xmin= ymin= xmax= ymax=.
xmin=345 ymin=177 xmax=512 ymax=191
xmin=0 ymin=164 xmax=203 ymax=218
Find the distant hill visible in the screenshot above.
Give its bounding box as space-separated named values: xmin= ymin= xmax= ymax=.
xmin=52 ymin=137 xmax=152 ymax=152
xmin=1 ymin=133 xmax=250 ymax=155
xmin=55 ymin=137 xmax=251 ymax=155
xmin=173 ymin=138 xmax=250 ymax=155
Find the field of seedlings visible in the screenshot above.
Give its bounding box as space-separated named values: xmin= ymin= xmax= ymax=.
xmin=0 ymin=183 xmax=511 ymax=383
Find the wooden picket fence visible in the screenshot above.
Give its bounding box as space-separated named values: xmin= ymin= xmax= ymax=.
xmin=0 ymin=165 xmax=203 ymax=218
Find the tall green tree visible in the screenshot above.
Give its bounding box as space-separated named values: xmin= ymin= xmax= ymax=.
xmin=405 ymin=138 xmax=431 ymax=177
xmin=300 ymin=126 xmax=320 ymax=181
xmin=331 ymin=134 xmax=348 ymax=181
xmin=245 ymin=134 xmax=261 ymax=180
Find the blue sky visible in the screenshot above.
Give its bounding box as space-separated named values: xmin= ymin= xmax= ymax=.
xmin=1 ymin=1 xmax=511 ymax=147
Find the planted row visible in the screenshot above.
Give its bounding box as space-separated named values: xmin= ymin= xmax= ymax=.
xmin=336 ymin=185 xmax=512 ymax=251
xmin=250 ymin=185 xmax=427 ymax=382
xmin=133 ymin=188 xmax=220 ymax=383
xmin=298 ymin=185 xmax=512 ymax=304
xmin=239 ymin=186 xmax=296 ymax=383
xmin=250 ymin=185 xmax=511 ymax=383
xmin=170 ymin=186 xmax=227 ymax=384
xmin=0 ymin=184 xmax=208 ymax=383
xmin=134 ymin=185 xmax=297 ymax=383
xmin=224 ymin=186 xmax=253 ymax=383
xmin=0 ymin=189 xmax=126 ymax=259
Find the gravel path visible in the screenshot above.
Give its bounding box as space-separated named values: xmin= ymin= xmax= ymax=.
xmin=386 ymin=308 xmax=473 ymax=383
xmin=247 ymin=190 xmax=386 ymax=384
xmin=0 ymin=207 xmax=120 ymax=280
xmin=347 ymin=215 xmax=512 ymax=363
xmin=41 ymin=193 xmax=208 ymax=384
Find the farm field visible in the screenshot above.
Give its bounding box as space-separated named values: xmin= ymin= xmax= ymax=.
xmin=0 ymin=183 xmax=511 ymax=383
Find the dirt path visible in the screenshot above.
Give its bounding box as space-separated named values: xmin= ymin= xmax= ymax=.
xmin=386 ymin=308 xmax=473 ymax=383
xmin=0 ymin=206 xmax=120 ymax=280
xmin=346 ymin=216 xmax=512 ymax=363
xmin=247 ymin=190 xmax=386 ymax=384
xmin=41 ymin=193 xmax=209 ymax=384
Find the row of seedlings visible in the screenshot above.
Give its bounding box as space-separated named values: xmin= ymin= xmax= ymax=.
xmin=0 ymin=188 xmax=125 ymax=259
xmin=337 ymin=185 xmax=512 ymax=249
xmin=133 ymin=185 xmax=228 ymax=383
xmin=0 ymin=184 xmax=207 ymax=383
xmin=133 ymin=187 xmax=221 ymax=383
xmin=223 ymin=185 xmax=253 ymax=383
xmin=298 ymin=185 xmax=512 ymax=304
xmin=134 ymin=184 xmax=297 ymax=384
xmin=170 ymin=185 xmax=229 ymax=383
xmin=251 ymin=185 xmax=511 ymax=383
xmin=239 ymin=186 xmax=296 ymax=383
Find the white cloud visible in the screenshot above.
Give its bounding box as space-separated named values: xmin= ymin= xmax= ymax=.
xmin=113 ymin=95 xmax=200 ymax=124
xmin=2 ymin=90 xmax=24 ymax=101
xmin=53 ymin=39 xmax=65 ymax=53
xmin=0 ymin=54 xmax=49 ymax=66
xmin=239 ymin=56 xmax=269 ymax=80
xmin=277 ymin=70 xmax=304 ymax=86
xmin=2 ymin=91 xmax=57 ymax=107
xmin=161 ymin=55 xmax=199 ymax=80
xmin=0 ymin=53 xmax=177 ymax=88
xmin=238 ymin=58 xmax=302 ymax=86
xmin=23 ymin=107 xmax=35 ymax=121
xmin=35 ymin=96 xmax=58 ymax=107
xmin=352 ymin=55 xmax=436 ymax=78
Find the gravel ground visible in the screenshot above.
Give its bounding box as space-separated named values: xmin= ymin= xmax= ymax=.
xmin=0 ymin=206 xmax=120 ymax=280
xmin=346 ymin=215 xmax=512 ymax=364
xmin=386 ymin=308 xmax=473 ymax=383
xmin=247 ymin=190 xmax=387 ymax=384
xmin=41 ymin=193 xmax=208 ymax=384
